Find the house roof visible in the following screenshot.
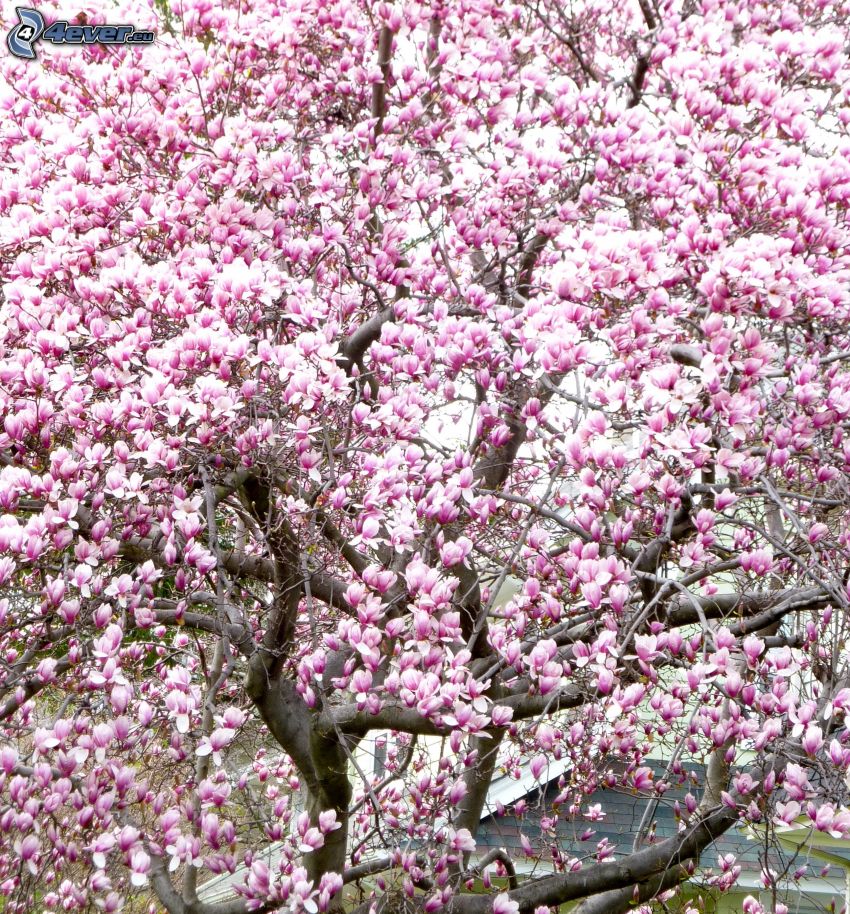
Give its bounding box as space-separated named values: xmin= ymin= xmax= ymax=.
xmin=483 ymin=755 xmax=572 ymax=816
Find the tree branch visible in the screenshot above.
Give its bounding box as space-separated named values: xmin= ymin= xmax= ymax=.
xmin=371 ymin=25 xmax=394 ymax=137
xmin=665 ymin=586 xmax=829 ymax=628
xmin=469 ymin=848 xmax=518 ymax=891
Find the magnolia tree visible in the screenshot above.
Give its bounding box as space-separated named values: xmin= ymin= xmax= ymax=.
xmin=1 ymin=0 xmax=850 ymax=911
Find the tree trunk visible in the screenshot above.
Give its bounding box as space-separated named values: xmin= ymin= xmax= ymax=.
xmin=245 ymin=657 xmax=352 ymax=910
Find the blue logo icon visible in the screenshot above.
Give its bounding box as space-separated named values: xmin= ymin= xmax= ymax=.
xmin=6 ymin=7 xmax=155 ymax=59
xmin=6 ymin=7 xmax=42 ymax=58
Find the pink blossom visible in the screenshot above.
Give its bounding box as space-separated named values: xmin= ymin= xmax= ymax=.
xmin=493 ymin=895 xmax=520 ymax=914
xmin=740 ymin=549 xmax=773 ymax=576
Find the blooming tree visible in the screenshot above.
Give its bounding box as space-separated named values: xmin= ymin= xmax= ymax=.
xmin=1 ymin=0 xmax=850 ymax=912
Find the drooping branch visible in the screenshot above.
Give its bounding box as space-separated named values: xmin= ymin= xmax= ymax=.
xmin=468 ymin=848 xmax=518 ymax=891
xmin=665 ymin=586 xmax=830 ymax=628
